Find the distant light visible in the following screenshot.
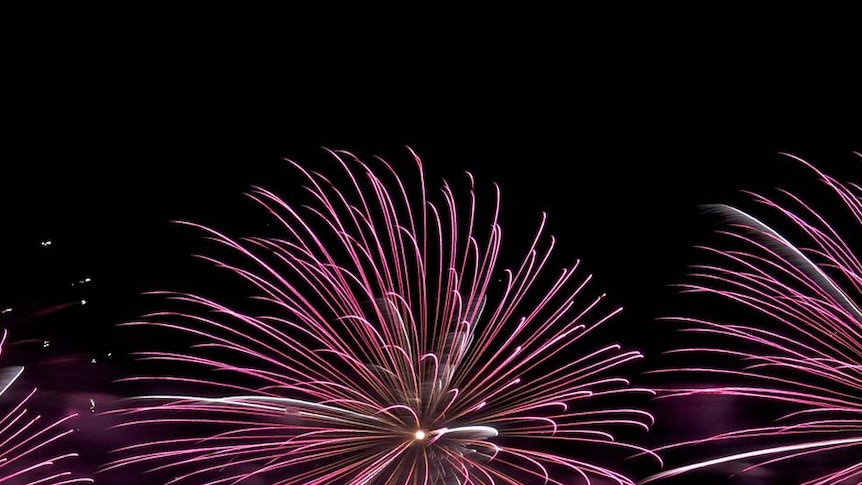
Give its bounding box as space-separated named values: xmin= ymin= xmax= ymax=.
xmin=84 ymin=277 xmax=91 ymax=283
xmin=80 ymin=299 xmax=87 ymax=305
xmin=414 ymin=430 xmax=426 ymax=440
xmin=90 ymin=398 xmax=96 ymax=412
xmin=1 ymin=308 xmax=11 ymax=314
xmin=43 ymin=340 xmax=50 ymax=348
xmin=41 ymin=240 xmax=52 ymax=247
xmin=91 ymin=358 xmax=97 ymax=364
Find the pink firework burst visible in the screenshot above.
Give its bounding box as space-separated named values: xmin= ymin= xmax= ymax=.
xmin=103 ymin=149 xmax=658 ymax=484
xmin=0 ymin=330 xmax=92 ymax=485
xmin=645 ymin=153 xmax=862 ymax=484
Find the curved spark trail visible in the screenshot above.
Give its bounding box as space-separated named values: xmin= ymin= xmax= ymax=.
xmin=105 ymin=148 xmax=657 ymax=484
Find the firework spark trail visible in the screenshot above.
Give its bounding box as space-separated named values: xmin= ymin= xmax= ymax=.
xmin=0 ymin=330 xmax=93 ymax=484
xmin=644 ymin=152 xmax=862 ymax=484
xmin=104 ymin=148 xmax=658 ymax=484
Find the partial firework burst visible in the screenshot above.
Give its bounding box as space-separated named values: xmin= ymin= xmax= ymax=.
xmin=104 ymin=149 xmax=657 ymax=484
xmin=645 ymin=153 xmax=862 ymax=484
xmin=0 ymin=330 xmax=92 ymax=484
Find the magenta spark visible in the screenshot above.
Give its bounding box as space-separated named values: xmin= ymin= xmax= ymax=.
xmin=104 ymin=149 xmax=657 ymax=484
xmin=0 ymin=330 xmax=93 ymax=485
xmin=645 ymin=153 xmax=862 ymax=484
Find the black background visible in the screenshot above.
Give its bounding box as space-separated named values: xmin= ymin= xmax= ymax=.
xmin=0 ymin=13 xmax=859 ymax=484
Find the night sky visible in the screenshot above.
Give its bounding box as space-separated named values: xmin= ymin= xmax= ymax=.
xmin=1 ymin=19 xmax=860 ymax=484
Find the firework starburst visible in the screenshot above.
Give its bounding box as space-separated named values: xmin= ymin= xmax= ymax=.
xmin=0 ymin=329 xmax=92 ymax=485
xmin=104 ymin=149 xmax=657 ymax=484
xmin=645 ymin=153 xmax=862 ymax=484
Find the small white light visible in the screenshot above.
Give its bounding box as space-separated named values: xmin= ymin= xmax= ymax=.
xmin=80 ymin=299 xmax=87 ymax=305
xmin=414 ymin=430 xmax=426 ymax=440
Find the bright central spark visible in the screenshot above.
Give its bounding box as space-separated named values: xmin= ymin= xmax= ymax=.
xmin=414 ymin=430 xmax=426 ymax=440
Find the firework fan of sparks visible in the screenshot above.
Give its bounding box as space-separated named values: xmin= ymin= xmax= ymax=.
xmin=103 ymin=148 xmax=658 ymax=484
xmin=644 ymin=153 xmax=862 ymax=485
xmin=0 ymin=330 xmax=92 ymax=484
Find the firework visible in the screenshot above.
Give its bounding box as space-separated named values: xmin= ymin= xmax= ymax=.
xmin=0 ymin=330 xmax=93 ymax=484
xmin=645 ymin=153 xmax=862 ymax=484
xmin=103 ymin=148 xmax=657 ymax=484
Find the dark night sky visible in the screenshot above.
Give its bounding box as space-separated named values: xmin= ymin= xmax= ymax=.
xmin=0 ymin=17 xmax=860 ymax=484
